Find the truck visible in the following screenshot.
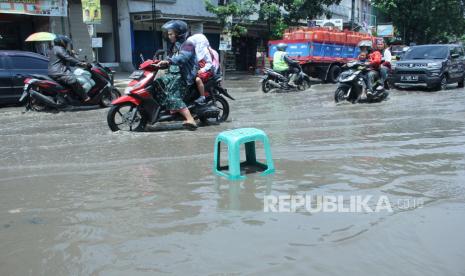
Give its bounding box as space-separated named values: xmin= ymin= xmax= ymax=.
xmin=268 ymin=28 xmax=377 ymax=83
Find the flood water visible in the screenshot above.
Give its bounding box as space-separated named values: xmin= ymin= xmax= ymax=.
xmin=1 ymin=75 xmax=465 ymax=275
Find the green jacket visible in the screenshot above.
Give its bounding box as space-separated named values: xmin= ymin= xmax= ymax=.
xmin=273 ymin=51 xmax=289 ymax=72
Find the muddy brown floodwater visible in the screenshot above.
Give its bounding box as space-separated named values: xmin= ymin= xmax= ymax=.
xmin=1 ymin=75 xmax=465 ymax=275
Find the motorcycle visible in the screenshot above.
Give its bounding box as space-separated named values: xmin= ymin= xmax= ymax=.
xmin=106 ymin=58 xmax=234 ymax=132
xmin=334 ymin=61 xmax=389 ymax=104
xmin=261 ymin=64 xmax=311 ymax=93
xmin=20 ymin=62 xmax=120 ymax=111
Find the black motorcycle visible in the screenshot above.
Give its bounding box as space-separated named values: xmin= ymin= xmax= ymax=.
xmin=261 ymin=64 xmax=311 ymax=93
xmin=20 ymin=62 xmax=120 ymax=111
xmin=334 ymin=61 xmax=389 ymax=104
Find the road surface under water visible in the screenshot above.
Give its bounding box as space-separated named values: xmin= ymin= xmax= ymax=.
xmin=1 ymin=76 xmax=465 ymax=275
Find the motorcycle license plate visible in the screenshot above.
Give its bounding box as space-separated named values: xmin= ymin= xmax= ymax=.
xmin=401 ymin=75 xmax=418 ymax=81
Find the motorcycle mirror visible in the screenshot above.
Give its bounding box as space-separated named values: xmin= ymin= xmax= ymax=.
xmin=153 ymin=49 xmax=165 ymax=60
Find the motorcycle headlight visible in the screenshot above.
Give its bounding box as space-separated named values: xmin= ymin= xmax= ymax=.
xmin=339 ymin=70 xmax=355 ymax=81
xmin=124 ymin=87 xmax=132 ymax=95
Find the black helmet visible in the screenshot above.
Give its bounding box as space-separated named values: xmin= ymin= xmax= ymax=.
xmin=161 ymin=20 xmax=189 ymax=42
xmin=53 ymin=35 xmax=71 ymax=47
xmin=277 ymin=43 xmax=288 ymax=51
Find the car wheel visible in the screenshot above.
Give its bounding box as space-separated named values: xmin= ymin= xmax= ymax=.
xmin=439 ymin=75 xmax=448 ymax=91
xmin=458 ymin=77 xmax=464 ymax=88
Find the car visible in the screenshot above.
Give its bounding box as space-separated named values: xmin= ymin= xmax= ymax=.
xmin=0 ymin=50 xmax=48 ymax=105
xmin=390 ymin=44 xmax=408 ymax=61
xmin=391 ymin=44 xmax=465 ymax=90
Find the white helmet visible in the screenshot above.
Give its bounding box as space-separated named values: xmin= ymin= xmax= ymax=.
xmin=357 ymin=40 xmax=373 ymax=51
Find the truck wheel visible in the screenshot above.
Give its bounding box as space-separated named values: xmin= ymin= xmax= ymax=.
xmin=327 ymin=65 xmax=341 ymax=83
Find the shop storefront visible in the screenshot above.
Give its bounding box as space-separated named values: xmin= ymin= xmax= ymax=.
xmin=0 ymin=1 xmax=66 ymax=51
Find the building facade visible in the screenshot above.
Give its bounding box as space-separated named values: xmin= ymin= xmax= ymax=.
xmin=326 ymin=0 xmax=375 ymax=31
xmin=0 ymin=0 xmax=119 ymax=67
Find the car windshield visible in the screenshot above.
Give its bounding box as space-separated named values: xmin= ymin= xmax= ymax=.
xmin=403 ymin=46 xmax=449 ymax=60
xmin=391 ymin=46 xmax=404 ymax=52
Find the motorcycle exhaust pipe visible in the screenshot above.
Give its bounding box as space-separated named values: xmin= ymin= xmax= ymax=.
xmin=30 ymin=90 xmax=61 ymax=108
xmin=267 ymin=80 xmax=281 ymax=88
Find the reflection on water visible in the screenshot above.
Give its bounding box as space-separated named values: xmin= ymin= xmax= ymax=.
xmin=1 ymin=78 xmax=465 ymax=275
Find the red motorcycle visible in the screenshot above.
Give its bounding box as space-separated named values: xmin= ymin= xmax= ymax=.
xmin=107 ymin=59 xmax=233 ymax=132
xmin=20 ymin=63 xmax=120 ymax=111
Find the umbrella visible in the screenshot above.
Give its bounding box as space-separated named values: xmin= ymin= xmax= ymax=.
xmin=25 ymin=32 xmax=56 ymax=42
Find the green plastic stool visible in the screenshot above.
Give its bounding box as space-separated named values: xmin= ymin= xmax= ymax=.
xmin=213 ymin=128 xmax=275 ymax=180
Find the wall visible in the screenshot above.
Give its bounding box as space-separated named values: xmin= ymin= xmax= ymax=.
xmin=50 ymin=2 xmax=116 ymax=63
xmin=96 ymin=4 xmax=115 ymax=62
xmin=129 ymin=0 xmax=215 ymax=18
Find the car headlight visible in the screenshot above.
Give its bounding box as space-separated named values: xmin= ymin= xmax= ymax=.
xmin=427 ymin=62 xmax=442 ymax=69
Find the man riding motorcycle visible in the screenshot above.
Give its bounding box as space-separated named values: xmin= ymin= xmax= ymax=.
xmin=377 ymin=40 xmax=390 ymax=89
xmin=272 ymin=43 xmax=300 ymax=87
xmin=153 ymin=20 xmax=199 ymax=130
xmin=48 ymin=35 xmax=90 ymax=102
xmin=358 ymin=40 xmax=382 ymax=99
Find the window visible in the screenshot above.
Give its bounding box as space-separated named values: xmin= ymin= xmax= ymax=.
xmin=404 ymin=46 xmax=449 ymax=60
xmin=10 ymin=56 xmax=48 ymax=70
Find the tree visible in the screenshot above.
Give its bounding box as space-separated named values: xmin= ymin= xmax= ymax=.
xmin=205 ymin=0 xmax=342 ymax=38
xmin=373 ymin=0 xmax=465 ymax=44
xmin=205 ymin=0 xmax=258 ymax=37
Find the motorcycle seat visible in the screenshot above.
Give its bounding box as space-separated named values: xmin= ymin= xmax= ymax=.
xmin=212 ymin=74 xmax=222 ymax=82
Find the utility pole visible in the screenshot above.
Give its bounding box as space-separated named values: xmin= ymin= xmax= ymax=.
xmin=152 ymin=0 xmax=156 ymax=54
xmin=351 ymin=0 xmax=356 ymax=30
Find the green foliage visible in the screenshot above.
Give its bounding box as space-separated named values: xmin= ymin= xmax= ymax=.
xmin=205 ymin=0 xmax=342 ymax=38
xmin=205 ymin=0 xmax=258 ymax=37
xmin=373 ymin=0 xmax=465 ymax=44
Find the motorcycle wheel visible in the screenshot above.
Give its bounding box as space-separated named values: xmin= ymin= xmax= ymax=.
xmin=334 ymin=86 xmax=348 ymax=103
xmin=297 ymin=79 xmax=311 ymax=91
xmin=107 ymin=102 xmax=146 ymax=132
xmin=100 ymin=88 xmax=121 ymax=107
xmin=27 ymin=95 xmax=47 ymax=112
xmin=262 ymin=78 xmax=273 ymax=93
xmin=200 ymin=94 xmax=230 ymax=124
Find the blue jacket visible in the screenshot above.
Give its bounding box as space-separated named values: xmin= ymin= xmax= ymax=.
xmin=168 ymin=40 xmax=198 ymax=85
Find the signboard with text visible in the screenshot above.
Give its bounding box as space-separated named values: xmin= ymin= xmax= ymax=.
xmin=81 ymin=0 xmax=101 ymax=24
xmin=377 ymin=24 xmax=394 ymax=37
xmin=313 ymin=19 xmax=343 ymax=30
xmin=219 ymin=33 xmax=232 ymax=51
xmin=92 ymin=37 xmax=102 ymax=48
xmin=0 ymin=0 xmax=67 ymax=16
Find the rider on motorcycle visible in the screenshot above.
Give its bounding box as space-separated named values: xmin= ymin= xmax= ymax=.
xmin=377 ymin=40 xmax=390 ymax=89
xmin=48 ymin=35 xmax=90 ymax=102
xmin=155 ymin=20 xmax=198 ymax=130
xmin=272 ymin=43 xmax=300 ymax=87
xmin=358 ymin=40 xmax=382 ymax=99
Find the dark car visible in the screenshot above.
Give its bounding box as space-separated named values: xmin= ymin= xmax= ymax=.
xmin=391 ymin=44 xmax=465 ymax=90
xmin=390 ymin=45 xmax=408 ymax=60
xmin=0 ymin=51 xmax=48 ymax=105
